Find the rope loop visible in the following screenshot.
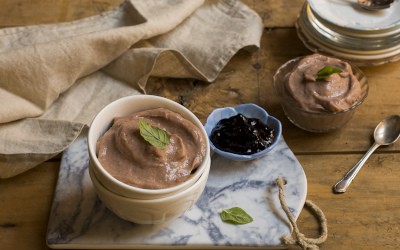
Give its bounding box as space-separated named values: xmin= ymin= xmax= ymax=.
xmin=276 ymin=177 xmax=328 ymax=250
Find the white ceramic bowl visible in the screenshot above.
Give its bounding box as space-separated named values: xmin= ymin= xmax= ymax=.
xmin=89 ymin=157 xmax=210 ymax=224
xmin=88 ymin=95 xmax=211 ymax=200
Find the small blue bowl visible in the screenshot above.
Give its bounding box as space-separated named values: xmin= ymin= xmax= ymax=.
xmin=204 ymin=103 xmax=282 ymax=161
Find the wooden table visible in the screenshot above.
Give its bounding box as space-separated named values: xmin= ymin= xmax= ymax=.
xmin=0 ymin=1 xmax=399 ymax=249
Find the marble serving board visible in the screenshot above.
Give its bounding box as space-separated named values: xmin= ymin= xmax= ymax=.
xmin=46 ymin=132 xmax=307 ymax=249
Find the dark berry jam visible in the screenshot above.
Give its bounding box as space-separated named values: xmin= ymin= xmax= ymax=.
xmin=210 ymin=114 xmax=275 ymax=155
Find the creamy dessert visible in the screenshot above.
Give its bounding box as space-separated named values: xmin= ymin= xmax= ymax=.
xmin=274 ymin=54 xmax=368 ymax=132
xmin=282 ymin=54 xmax=362 ymax=113
xmin=96 ymin=108 xmax=207 ymax=189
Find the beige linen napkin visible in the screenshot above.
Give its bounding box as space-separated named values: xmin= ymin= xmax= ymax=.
xmin=0 ymin=0 xmax=263 ymax=178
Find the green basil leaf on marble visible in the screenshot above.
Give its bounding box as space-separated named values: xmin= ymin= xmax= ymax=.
xmin=220 ymin=207 xmax=253 ymax=225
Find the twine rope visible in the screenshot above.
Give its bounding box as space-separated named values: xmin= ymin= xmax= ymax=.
xmin=276 ymin=177 xmax=328 ymax=250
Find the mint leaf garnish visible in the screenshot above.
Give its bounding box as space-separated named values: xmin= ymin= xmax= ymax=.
xmin=316 ymin=66 xmax=343 ymax=81
xmin=220 ymin=207 xmax=253 ymax=225
xmin=139 ymin=119 xmax=170 ymax=149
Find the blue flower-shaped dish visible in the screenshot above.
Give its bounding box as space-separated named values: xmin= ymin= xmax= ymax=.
xmin=204 ymin=103 xmax=282 ymax=161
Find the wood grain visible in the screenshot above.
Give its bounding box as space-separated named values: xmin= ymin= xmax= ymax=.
xmin=0 ymin=162 xmax=59 ymax=250
xmin=0 ymin=0 xmax=304 ymax=28
xmin=0 ymin=1 xmax=399 ymax=250
xmin=241 ymin=0 xmax=305 ymax=27
xmin=297 ymin=153 xmax=400 ymax=250
xmin=0 ymin=0 xmax=124 ymax=27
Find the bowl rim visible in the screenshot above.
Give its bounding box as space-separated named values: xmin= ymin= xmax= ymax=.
xmin=273 ymin=55 xmax=369 ymax=116
xmin=204 ymin=103 xmax=282 ymax=161
xmin=88 ymin=95 xmax=210 ymax=195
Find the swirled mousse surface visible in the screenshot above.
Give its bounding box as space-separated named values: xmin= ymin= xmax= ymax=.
xmin=283 ymin=54 xmax=362 ymax=113
xmin=96 ymin=108 xmax=207 ymax=189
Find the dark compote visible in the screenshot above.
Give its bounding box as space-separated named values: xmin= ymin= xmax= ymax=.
xmin=210 ymin=114 xmax=275 ymax=155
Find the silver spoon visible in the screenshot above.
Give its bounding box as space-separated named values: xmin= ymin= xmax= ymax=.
xmin=357 ymin=0 xmax=394 ymax=10
xmin=333 ymin=115 xmax=400 ymax=193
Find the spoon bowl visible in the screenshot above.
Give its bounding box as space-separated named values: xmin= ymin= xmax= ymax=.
xmin=358 ymin=0 xmax=394 ymax=10
xmin=333 ymin=114 xmax=400 ymax=193
xmin=374 ymin=115 xmax=400 ymax=145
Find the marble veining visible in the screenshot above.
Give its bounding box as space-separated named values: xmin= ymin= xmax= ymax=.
xmin=47 ymin=132 xmax=307 ymax=249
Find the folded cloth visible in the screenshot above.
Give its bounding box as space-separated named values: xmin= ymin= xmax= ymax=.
xmin=0 ymin=0 xmax=263 ymax=178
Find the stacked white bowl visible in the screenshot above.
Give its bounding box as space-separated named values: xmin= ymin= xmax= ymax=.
xmin=296 ymin=0 xmax=400 ymax=66
xmin=88 ymin=95 xmax=211 ymax=224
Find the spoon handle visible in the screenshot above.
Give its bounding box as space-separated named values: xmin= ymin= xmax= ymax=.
xmin=333 ymin=142 xmax=380 ymax=193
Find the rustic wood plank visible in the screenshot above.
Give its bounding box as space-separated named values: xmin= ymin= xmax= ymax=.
xmin=0 ymin=0 xmax=124 ymax=27
xmin=0 ymin=0 xmax=304 ymax=28
xmin=0 ymin=162 xmax=59 ymax=250
xmin=296 ymin=153 xmax=400 ymax=250
xmin=242 ymin=0 xmax=304 ymax=27
xmin=0 ymin=1 xmax=399 ymax=250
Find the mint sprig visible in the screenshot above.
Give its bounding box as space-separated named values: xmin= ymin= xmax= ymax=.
xmin=220 ymin=207 xmax=253 ymax=225
xmin=316 ymin=66 xmax=343 ymax=81
xmin=139 ymin=119 xmax=170 ymax=149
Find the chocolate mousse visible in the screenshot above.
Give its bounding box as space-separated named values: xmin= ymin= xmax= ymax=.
xmin=274 ymin=54 xmax=368 ymax=132
xmin=96 ymin=108 xmax=207 ymax=189
xmin=283 ymin=54 xmax=362 ymax=113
